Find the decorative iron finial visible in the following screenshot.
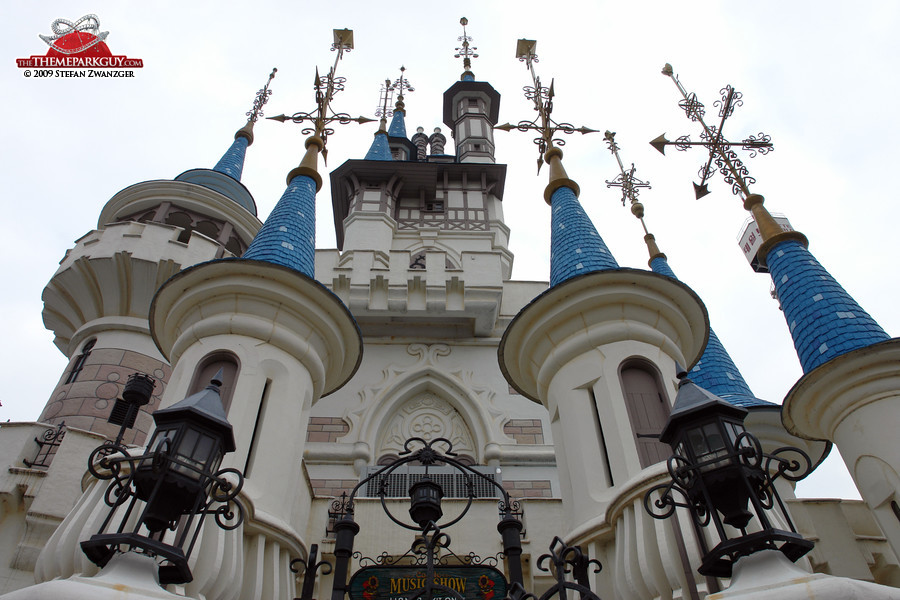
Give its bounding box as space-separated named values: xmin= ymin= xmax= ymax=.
xmin=454 ymin=17 xmax=478 ymax=76
xmin=267 ymin=29 xmax=374 ymax=165
xmin=495 ymin=39 xmax=598 ymax=174
xmin=375 ymin=78 xmax=394 ymax=122
xmin=246 ymin=67 xmax=277 ymax=123
xmin=604 ymin=132 xmax=666 ymax=262
xmin=392 ymin=65 xmax=414 ymax=111
xmin=651 ymin=63 xmax=773 ymax=200
xmin=604 ymin=131 xmax=652 ymax=223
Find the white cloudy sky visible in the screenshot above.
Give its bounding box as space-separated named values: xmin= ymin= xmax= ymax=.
xmin=3 ymin=2 xmax=900 ymax=499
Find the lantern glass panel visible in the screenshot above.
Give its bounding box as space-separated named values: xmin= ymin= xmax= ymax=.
xmin=172 ymin=428 xmax=219 ymax=480
xmin=692 ymin=422 xmax=731 ymax=472
xmin=687 ymin=427 xmax=708 ymax=457
xmin=725 ymin=421 xmax=745 ymax=445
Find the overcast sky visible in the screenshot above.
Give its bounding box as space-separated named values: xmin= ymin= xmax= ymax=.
xmin=4 ymin=2 xmax=900 ymax=499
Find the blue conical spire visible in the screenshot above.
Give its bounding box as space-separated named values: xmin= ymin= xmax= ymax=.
xmin=213 ymin=132 xmax=251 ymax=180
xmin=243 ymin=138 xmax=322 ymax=277
xmin=388 ymin=109 xmax=407 ymax=138
xmin=648 ymin=246 xmax=771 ymax=408
xmin=364 ymin=118 xmax=393 ymax=161
xmin=546 ymin=149 xmax=619 ymax=287
xmin=212 ymin=68 xmax=277 ymax=182
xmin=766 ymin=238 xmax=889 ymax=373
xmin=741 ymin=195 xmax=891 ymax=374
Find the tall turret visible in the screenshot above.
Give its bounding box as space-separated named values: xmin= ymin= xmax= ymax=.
xmin=37 ymin=70 xmax=274 ymax=446
xmin=328 ymin=36 xmax=512 ymax=333
xmin=442 ymin=18 xmax=500 ymax=163
xmin=34 ymin=34 xmax=363 ymax=599
xmin=498 ymin=43 xmax=709 ymax=598
xmin=742 ymin=194 xmax=900 ymax=561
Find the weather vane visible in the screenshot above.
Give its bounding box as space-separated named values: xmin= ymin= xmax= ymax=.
xmin=454 ymin=17 xmax=478 ymax=74
xmin=651 ymin=63 xmax=773 ymax=199
xmin=268 ymin=29 xmax=374 ymax=163
xmin=246 ymin=67 xmax=277 ymax=123
xmin=604 ymin=131 xmax=651 ymax=214
xmin=495 ymin=39 xmax=598 ymax=174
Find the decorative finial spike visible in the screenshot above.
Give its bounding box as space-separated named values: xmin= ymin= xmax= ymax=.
xmin=245 ymin=66 xmax=277 ymax=124
xmin=454 ymin=17 xmax=478 ymax=77
xmin=392 ymin=65 xmax=414 ymax=109
xmin=210 ymin=368 xmax=225 ymax=388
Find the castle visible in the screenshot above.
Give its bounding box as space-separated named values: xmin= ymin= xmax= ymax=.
xmin=1 ymin=19 xmax=899 ymax=600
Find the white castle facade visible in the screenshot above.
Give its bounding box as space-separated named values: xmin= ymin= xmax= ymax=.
xmin=1 ymin=40 xmax=900 ymax=600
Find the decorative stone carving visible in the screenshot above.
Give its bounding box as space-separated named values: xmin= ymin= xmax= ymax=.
xmin=378 ymin=394 xmax=476 ymax=459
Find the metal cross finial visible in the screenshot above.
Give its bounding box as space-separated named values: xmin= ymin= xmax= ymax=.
xmin=266 ymin=29 xmax=374 ymax=164
xmin=495 ymin=39 xmax=598 ymax=174
xmin=246 ymin=67 xmax=277 ymax=124
xmin=652 ymin=63 xmax=773 ymax=199
xmin=454 ymin=17 xmax=478 ymax=73
xmin=604 ymin=131 xmax=652 ymax=231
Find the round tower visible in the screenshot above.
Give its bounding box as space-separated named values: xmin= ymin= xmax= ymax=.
xmin=38 ymin=73 xmax=274 ymax=446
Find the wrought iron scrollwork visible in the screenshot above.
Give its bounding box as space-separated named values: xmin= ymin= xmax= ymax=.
xmin=23 ymin=422 xmax=67 ymax=468
xmin=291 ymin=544 xmax=333 ymax=600
xmin=267 ymin=29 xmax=372 ymax=160
xmin=246 ymin=68 xmax=277 ymax=123
xmin=496 ymin=39 xmax=597 ymax=173
xmin=653 ymin=64 xmax=774 ymax=199
xmin=643 ymin=428 xmax=815 ymax=576
xmin=528 ymin=537 xmax=603 ymax=600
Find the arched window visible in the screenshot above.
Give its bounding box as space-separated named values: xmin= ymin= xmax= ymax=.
xmin=188 ymin=352 xmax=239 ymax=413
xmin=620 ymin=360 xmax=672 ymax=468
xmin=65 ymin=339 xmax=96 ymax=384
xmin=165 ymin=211 xmax=194 ymax=244
xmin=194 ymin=220 xmax=220 ymax=241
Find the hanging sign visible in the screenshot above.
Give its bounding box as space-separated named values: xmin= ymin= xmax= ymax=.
xmin=348 ymin=565 xmax=507 ymax=600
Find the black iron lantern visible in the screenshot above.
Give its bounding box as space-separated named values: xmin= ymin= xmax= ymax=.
xmin=645 ymin=372 xmax=814 ymax=577
xmin=659 ymin=376 xmax=759 ymax=529
xmin=82 ymin=370 xmax=244 ymax=584
xmin=408 ymin=475 xmax=444 ymax=528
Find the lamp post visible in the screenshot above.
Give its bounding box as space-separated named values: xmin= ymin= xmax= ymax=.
xmin=81 ymin=370 xmax=244 ymax=584
xmin=644 ymin=371 xmax=814 ymax=577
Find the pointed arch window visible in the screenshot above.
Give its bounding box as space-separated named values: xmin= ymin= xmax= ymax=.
xmin=620 ymin=359 xmax=672 ymax=468
xmin=187 ymin=352 xmax=239 ymax=413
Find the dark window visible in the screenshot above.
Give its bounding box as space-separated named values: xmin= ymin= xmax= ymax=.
xmin=166 ymin=211 xmax=194 ymax=244
xmin=188 ymin=353 xmax=239 ymax=413
xmin=65 ymin=339 xmax=96 ymax=384
xmin=425 ymin=201 xmax=444 ymax=212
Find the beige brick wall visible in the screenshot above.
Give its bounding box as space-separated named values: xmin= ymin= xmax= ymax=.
xmin=503 ymin=419 xmax=544 ymax=444
xmin=309 ymin=479 xmax=359 ymax=498
xmin=306 ymin=416 xmax=350 ymax=443
xmin=502 ymin=480 xmax=552 ymax=498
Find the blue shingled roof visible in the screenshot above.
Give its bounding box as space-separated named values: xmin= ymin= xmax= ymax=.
xmin=766 ymin=239 xmax=890 ymax=373
xmin=388 ymin=110 xmax=407 ymax=138
xmin=462 ymin=72 xmax=475 ymax=82
xmin=242 ymin=173 xmax=317 ymax=277
xmin=549 ymin=186 xmax=619 ymax=287
xmin=364 ymin=132 xmax=393 ymax=161
xmin=213 ymin=136 xmax=249 ymax=181
xmin=650 ymin=256 xmax=773 ymax=408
